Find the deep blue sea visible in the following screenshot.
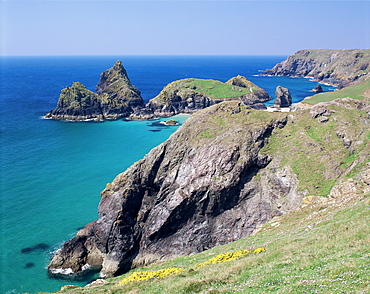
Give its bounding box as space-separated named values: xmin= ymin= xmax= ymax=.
xmin=0 ymin=56 xmax=335 ymax=294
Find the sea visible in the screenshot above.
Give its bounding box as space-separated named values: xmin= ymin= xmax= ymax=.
xmin=0 ymin=56 xmax=336 ymax=294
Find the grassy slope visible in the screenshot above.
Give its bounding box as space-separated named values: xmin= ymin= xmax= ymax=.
xmin=304 ymin=78 xmax=370 ymax=105
xmin=261 ymin=103 xmax=370 ymax=196
xmin=151 ymin=78 xmax=253 ymax=104
xmin=47 ymin=185 xmax=370 ymax=294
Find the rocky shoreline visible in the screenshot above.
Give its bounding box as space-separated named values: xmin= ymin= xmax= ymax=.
xmin=260 ymin=49 xmax=370 ymax=88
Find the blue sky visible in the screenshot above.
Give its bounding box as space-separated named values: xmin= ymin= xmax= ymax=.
xmin=1 ymin=0 xmax=369 ymax=56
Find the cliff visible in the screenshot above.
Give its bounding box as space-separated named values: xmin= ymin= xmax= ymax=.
xmin=145 ymin=77 xmax=270 ymax=117
xmin=261 ymin=49 xmax=370 ymax=88
xmin=46 ymin=61 xmax=144 ymax=121
xmin=48 ymin=95 xmax=370 ymax=279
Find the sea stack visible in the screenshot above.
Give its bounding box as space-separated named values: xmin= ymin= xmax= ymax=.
xmin=312 ymin=84 xmax=323 ymax=93
xmin=274 ymin=86 xmax=292 ymax=108
xmin=96 ymin=60 xmax=145 ymax=119
xmin=45 ymin=82 xmax=105 ymax=121
xmin=45 ymin=61 xmax=144 ymax=121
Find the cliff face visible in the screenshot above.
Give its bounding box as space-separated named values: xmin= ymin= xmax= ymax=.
xmin=261 ymin=49 xmax=370 ymax=88
xmin=48 ymin=96 xmax=370 ymax=279
xmin=46 ymin=61 xmax=144 ymax=121
xmin=145 ymin=77 xmax=270 ymax=117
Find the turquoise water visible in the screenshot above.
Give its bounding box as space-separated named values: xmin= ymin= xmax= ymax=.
xmin=0 ymin=56 xmax=335 ymax=294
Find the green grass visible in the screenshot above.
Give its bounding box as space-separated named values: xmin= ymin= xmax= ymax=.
xmin=304 ymin=78 xmax=370 ymax=104
xmin=45 ymin=185 xmax=370 ymax=294
xmin=186 ymin=79 xmax=251 ymax=99
xmin=260 ymin=104 xmax=370 ymax=196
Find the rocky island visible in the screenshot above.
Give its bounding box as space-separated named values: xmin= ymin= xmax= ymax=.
xmin=261 ymin=49 xmax=370 ymax=88
xmin=144 ymin=75 xmax=270 ymax=117
xmin=45 ymin=61 xmax=145 ymax=121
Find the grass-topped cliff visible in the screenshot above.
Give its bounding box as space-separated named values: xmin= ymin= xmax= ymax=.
xmin=151 ymin=78 xmax=251 ymax=102
xmin=262 ymin=49 xmax=370 ymax=88
xmin=146 ymin=76 xmax=270 ymax=117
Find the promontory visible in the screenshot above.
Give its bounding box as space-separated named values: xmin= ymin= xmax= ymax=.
xmin=261 ymin=49 xmax=370 ymax=88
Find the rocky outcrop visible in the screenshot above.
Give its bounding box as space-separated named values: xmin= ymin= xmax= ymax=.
xmin=274 ymin=86 xmax=292 ymax=107
xmin=261 ymin=49 xmax=370 ymax=88
xmin=225 ymin=75 xmax=271 ymax=105
xmin=45 ymin=82 xmax=105 ymax=121
xmin=48 ymin=96 xmax=370 ymax=280
xmin=146 ymin=77 xmax=271 ymax=117
xmin=312 ymin=84 xmax=323 ymax=93
xmin=46 ymin=61 xmax=144 ymax=121
xmin=96 ymin=61 xmax=144 ymax=119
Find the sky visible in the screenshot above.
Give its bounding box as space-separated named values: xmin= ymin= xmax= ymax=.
xmin=1 ymin=0 xmax=369 ymax=56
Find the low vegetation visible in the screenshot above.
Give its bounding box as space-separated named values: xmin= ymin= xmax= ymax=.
xmin=304 ymin=78 xmax=370 ymax=104
xmin=43 ymin=177 xmax=370 ymax=293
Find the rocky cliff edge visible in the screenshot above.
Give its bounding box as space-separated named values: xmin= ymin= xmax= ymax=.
xmin=48 ymin=96 xmax=370 ymax=279
xmin=261 ymin=49 xmax=370 ymax=88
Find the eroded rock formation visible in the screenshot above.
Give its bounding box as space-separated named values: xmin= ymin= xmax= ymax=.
xmin=274 ymin=85 xmax=292 ymax=107
xmin=46 ymin=61 xmax=144 ymax=121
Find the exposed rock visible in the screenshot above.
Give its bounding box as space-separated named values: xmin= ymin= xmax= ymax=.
xmin=46 ymin=61 xmax=144 ymax=121
xmin=261 ymin=49 xmax=370 ymax=88
xmin=250 ymin=103 xmax=267 ymax=110
xmin=127 ymin=108 xmax=158 ymax=120
xmin=146 ymin=77 xmax=270 ymax=117
xmin=312 ymin=84 xmax=323 ymax=93
xmin=96 ymin=61 xmax=144 ymax=119
xmin=45 ymin=82 xmax=104 ymax=121
xmin=310 ymin=106 xmax=336 ymax=118
xmin=225 ymin=75 xmax=271 ymax=105
xmin=162 ymin=119 xmax=178 ymax=126
xmin=317 ymin=116 xmax=329 ymax=123
xmin=48 ymin=101 xmax=299 ymax=278
xmin=48 ymin=98 xmax=370 ymax=280
xmin=274 ymin=86 xmax=292 ymax=108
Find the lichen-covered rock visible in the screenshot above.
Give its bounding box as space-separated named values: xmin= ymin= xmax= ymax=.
xmin=274 ymin=86 xmax=292 ymax=107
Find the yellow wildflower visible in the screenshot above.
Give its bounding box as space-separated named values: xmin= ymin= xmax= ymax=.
xmin=120 ymin=268 xmax=184 ymax=285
